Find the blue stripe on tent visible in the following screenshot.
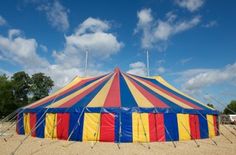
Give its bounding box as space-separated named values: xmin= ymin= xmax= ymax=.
xmin=35 ymin=75 xmax=107 ymax=108
xmin=69 ymin=112 xmax=84 ymax=141
xmin=131 ymin=74 xmax=209 ymax=110
xmin=120 ymin=74 xmax=138 ymax=107
xmin=127 ymin=75 xmax=183 ymax=111
xmin=36 ymin=111 xmax=46 ymax=138
xmin=120 ymin=111 xmax=132 ymax=142
xmin=198 ymin=114 xmax=209 ymax=139
xmin=150 ymin=79 xmax=208 ymax=110
xmin=114 ymin=113 xmax=120 ymax=143
xmin=17 ymin=112 xmax=24 ymax=135
xmin=71 ymin=76 xmax=112 ymax=108
xmin=164 ymin=113 xmax=179 ymax=141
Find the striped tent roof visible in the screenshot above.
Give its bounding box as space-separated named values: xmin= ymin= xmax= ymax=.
xmin=24 ymin=68 xmax=217 ymax=114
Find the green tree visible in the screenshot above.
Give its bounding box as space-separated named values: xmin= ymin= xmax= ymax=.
xmin=30 ymin=73 xmax=54 ymax=102
xmin=11 ymin=71 xmax=31 ymax=107
xmin=0 ymin=74 xmax=17 ymax=117
xmin=223 ymin=100 xmax=236 ymax=114
xmin=207 ymin=103 xmax=215 ymax=109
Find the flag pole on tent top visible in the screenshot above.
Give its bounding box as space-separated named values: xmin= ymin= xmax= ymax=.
xmin=84 ymin=49 xmax=89 ymax=77
xmin=146 ymin=50 xmax=150 ymax=77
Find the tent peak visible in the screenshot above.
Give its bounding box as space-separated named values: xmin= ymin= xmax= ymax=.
xmin=114 ymin=67 xmax=121 ymax=73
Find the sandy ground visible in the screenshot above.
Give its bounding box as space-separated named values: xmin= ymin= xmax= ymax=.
xmin=0 ymin=123 xmax=236 ymax=155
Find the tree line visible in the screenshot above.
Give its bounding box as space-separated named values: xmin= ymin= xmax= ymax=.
xmin=0 ymin=71 xmax=53 ymax=118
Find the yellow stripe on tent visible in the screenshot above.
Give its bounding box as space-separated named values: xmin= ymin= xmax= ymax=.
xmin=47 ymin=73 xmax=112 ymax=108
xmin=177 ymin=114 xmax=191 ymax=140
xmin=207 ymin=115 xmax=215 ymax=138
xmin=132 ymin=113 xmax=150 ymax=142
xmin=87 ymin=74 xmax=115 ymax=107
xmin=128 ymin=74 xmax=192 ymax=109
xmin=26 ymin=76 xmax=82 ymax=108
xmin=123 ymin=75 xmax=154 ymax=107
xmin=154 ymin=76 xmax=214 ymax=110
xmin=44 ymin=113 xmax=57 ymax=139
xmin=83 ymin=113 xmax=101 ymax=141
xmin=24 ymin=113 xmax=30 ymax=135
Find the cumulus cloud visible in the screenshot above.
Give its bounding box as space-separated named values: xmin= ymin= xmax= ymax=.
xmin=0 ymin=17 xmax=122 ymax=89
xmin=54 ymin=17 xmax=123 ymax=66
xmin=135 ymin=9 xmax=201 ymax=50
xmin=0 ymin=15 xmax=7 ymax=26
xmin=0 ymin=29 xmax=49 ymax=69
xmin=37 ymin=1 xmax=69 ymax=31
xmin=177 ymin=62 xmax=236 ymax=93
xmin=127 ymin=61 xmax=147 ymax=76
xmin=175 ymin=0 xmax=204 ymax=12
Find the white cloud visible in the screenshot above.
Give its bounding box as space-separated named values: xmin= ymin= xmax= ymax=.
xmin=37 ymin=1 xmax=69 ymax=31
xmin=175 ymin=0 xmax=204 ymax=12
xmin=0 ymin=15 xmax=7 ymax=26
xmin=202 ymin=20 xmax=218 ymax=28
xmin=135 ymin=9 xmax=201 ymax=50
xmin=177 ymin=62 xmax=236 ymax=93
xmin=157 ymin=66 xmax=166 ymax=74
xmin=54 ymin=17 xmax=123 ymax=64
xmin=0 ymin=17 xmax=122 ymax=90
xmin=127 ymin=61 xmax=147 ymax=76
xmin=0 ymin=29 xmax=49 ymax=69
xmin=180 ymin=57 xmax=192 ymax=64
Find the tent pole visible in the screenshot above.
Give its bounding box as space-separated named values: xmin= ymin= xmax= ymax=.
xmin=196 ymin=111 xmax=233 ymax=144
xmin=179 ymin=121 xmax=200 ymax=147
xmin=146 ymin=50 xmax=150 ymax=77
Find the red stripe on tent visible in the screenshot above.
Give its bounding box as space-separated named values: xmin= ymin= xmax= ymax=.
xmin=131 ymin=75 xmax=202 ymax=109
xmin=127 ymin=75 xmax=168 ymax=108
xmin=29 ymin=113 xmax=37 ymax=137
xmin=57 ymin=113 xmax=70 ymax=140
xmin=213 ymin=115 xmax=218 ymax=136
xmin=29 ymin=78 xmax=95 ymax=108
xmin=148 ymin=113 xmax=165 ymax=142
xmin=189 ymin=114 xmax=200 ymax=139
xmin=149 ymin=113 xmax=158 ymax=141
xmin=104 ymin=72 xmax=121 ymax=107
xmin=155 ymin=114 xmax=165 ymax=141
xmin=59 ymin=75 xmax=112 ymax=107
xmin=100 ymin=113 xmax=115 ymax=142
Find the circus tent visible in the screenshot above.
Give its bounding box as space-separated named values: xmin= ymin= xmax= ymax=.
xmin=16 ymin=68 xmax=219 ymax=143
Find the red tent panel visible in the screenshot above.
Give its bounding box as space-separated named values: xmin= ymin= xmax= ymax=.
xmin=149 ymin=113 xmax=165 ymax=142
xmin=57 ymin=113 xmax=70 ymax=140
xmin=100 ymin=113 xmax=115 ymax=142
xmin=29 ymin=113 xmax=37 ymax=137
xmin=213 ymin=115 xmax=219 ymax=136
xmin=189 ymin=114 xmax=200 ymax=139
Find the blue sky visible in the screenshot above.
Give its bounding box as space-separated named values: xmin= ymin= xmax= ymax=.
xmin=0 ymin=0 xmax=236 ymax=111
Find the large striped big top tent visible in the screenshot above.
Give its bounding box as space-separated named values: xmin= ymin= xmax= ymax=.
xmin=16 ymin=68 xmax=219 ymax=143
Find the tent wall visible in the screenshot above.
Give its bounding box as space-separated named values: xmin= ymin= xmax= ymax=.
xmin=17 ymin=112 xmax=219 ymax=142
